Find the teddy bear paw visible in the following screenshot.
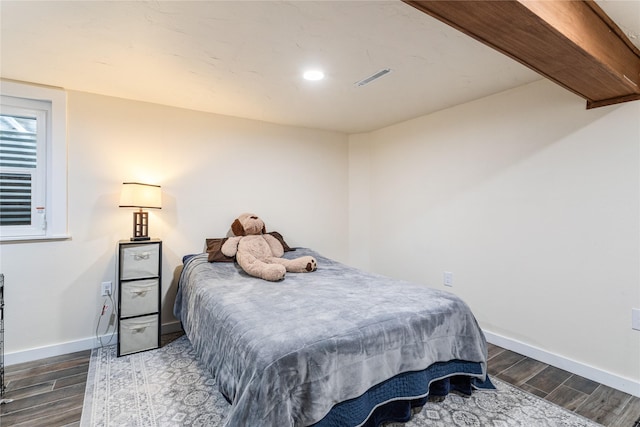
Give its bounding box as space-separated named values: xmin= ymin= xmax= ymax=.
xmin=305 ymin=258 xmax=317 ymax=272
xmin=265 ymin=264 xmax=286 ymax=281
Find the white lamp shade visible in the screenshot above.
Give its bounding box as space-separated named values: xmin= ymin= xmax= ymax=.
xmin=119 ymin=182 xmax=162 ymax=209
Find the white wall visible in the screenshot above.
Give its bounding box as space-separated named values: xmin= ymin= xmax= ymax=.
xmin=0 ymin=90 xmax=349 ymax=361
xmin=348 ymin=79 xmax=640 ymax=394
xmin=3 ymin=80 xmax=639 ymax=397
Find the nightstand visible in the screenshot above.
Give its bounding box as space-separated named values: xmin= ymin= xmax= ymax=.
xmin=117 ymin=239 xmax=162 ymax=356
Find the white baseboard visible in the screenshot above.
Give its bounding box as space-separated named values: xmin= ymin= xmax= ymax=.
xmin=484 ymin=330 xmax=640 ymax=398
xmin=5 ymin=321 xmax=184 ymax=366
xmin=5 ymin=336 xmax=97 ymax=366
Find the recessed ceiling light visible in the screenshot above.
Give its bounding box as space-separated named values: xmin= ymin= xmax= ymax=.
xmin=303 ymin=70 xmax=325 ymax=81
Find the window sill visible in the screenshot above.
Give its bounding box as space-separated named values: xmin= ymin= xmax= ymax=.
xmin=0 ymin=234 xmax=72 ymax=244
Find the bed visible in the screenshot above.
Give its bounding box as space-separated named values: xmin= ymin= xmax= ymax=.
xmin=173 ymin=247 xmax=492 ymax=427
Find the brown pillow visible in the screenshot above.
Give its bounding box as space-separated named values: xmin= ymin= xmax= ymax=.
xmin=268 ymin=231 xmax=295 ymax=252
xmin=205 ymin=232 xmax=294 ymax=262
xmin=205 ymin=238 xmax=235 ymax=262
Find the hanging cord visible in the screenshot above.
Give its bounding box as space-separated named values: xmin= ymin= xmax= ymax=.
xmin=95 ymin=255 xmax=120 ymax=349
xmin=0 ymin=274 xmax=11 ymax=404
xmin=95 ymin=292 xmax=117 ymax=347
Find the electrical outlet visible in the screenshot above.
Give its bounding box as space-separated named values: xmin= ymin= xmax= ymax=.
xmin=443 ymin=272 xmax=453 ymax=287
xmin=632 ymin=308 xmax=640 ymax=331
xmin=101 ymin=281 xmax=112 ymax=296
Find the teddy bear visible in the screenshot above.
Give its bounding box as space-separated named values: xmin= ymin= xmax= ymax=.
xmin=221 ymin=213 xmax=317 ymax=281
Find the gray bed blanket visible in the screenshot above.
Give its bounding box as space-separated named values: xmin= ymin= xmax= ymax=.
xmin=174 ymin=248 xmax=488 ymax=427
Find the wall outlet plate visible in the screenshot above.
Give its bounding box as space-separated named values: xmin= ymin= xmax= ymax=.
xmin=632 ymin=308 xmax=640 ymax=331
xmin=101 ymin=281 xmax=112 ymax=296
xmin=443 ymin=272 xmax=453 ymax=287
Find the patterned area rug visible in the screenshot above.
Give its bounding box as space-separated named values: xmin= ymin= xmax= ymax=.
xmin=80 ymin=335 xmax=602 ymax=427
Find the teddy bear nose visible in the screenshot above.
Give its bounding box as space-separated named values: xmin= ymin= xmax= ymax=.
xmin=250 ymin=216 xmax=258 ymax=219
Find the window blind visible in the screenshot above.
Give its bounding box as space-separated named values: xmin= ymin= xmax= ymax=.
xmin=0 ymin=173 xmax=32 ymax=226
xmin=0 ymin=115 xmax=37 ymax=226
xmin=0 ymin=115 xmax=37 ymax=169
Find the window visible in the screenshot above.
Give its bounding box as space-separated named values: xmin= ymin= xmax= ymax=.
xmin=0 ymin=81 xmax=67 ymax=241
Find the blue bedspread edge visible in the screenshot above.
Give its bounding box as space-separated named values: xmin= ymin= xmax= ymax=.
xmin=312 ymin=360 xmax=494 ymax=427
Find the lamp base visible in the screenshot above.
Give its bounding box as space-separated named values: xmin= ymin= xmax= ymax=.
xmin=131 ymin=210 xmax=150 ymax=241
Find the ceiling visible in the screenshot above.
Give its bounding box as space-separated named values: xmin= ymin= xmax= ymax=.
xmin=1 ymin=0 xmax=639 ymax=134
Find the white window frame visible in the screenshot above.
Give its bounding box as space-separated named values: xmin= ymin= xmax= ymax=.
xmin=0 ymin=80 xmax=68 ymax=242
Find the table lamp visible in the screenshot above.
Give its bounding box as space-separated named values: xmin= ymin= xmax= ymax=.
xmin=119 ymin=182 xmax=161 ymax=241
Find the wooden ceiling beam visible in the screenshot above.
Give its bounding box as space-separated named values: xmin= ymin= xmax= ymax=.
xmin=403 ymin=0 xmax=640 ymax=108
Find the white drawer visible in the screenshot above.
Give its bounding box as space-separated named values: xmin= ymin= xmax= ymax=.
xmin=121 ymin=243 xmax=160 ymax=279
xmin=119 ymin=315 xmax=158 ymax=356
xmin=120 ymin=278 xmax=159 ymax=317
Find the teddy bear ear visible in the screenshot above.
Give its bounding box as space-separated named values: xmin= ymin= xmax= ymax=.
xmin=231 ymin=218 xmax=245 ymax=236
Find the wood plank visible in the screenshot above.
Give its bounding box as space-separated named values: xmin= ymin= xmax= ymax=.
xmin=5 ymin=354 xmax=90 ymax=382
xmin=403 ymin=0 xmax=640 ymax=108
xmin=1 ymin=382 xmax=85 ymax=414
xmin=545 ymin=384 xmax=589 ymax=412
xmin=486 ymin=343 xmax=505 ymax=359
xmin=517 ymin=382 xmax=548 ymax=399
xmin=5 ymin=350 xmax=90 ymax=376
xmin=576 ymin=384 xmax=633 ymax=426
xmin=609 ymin=395 xmax=640 ymax=427
xmin=3 ymin=401 xmax=83 ymax=427
xmin=525 ymin=365 xmax=572 ymax=394
xmin=497 ymin=357 xmax=547 ymax=386
xmin=53 ymin=373 xmax=88 ymax=390
xmin=12 ymin=406 xmax=84 ymax=427
xmin=487 ymin=349 xmax=526 ymax=376
xmin=0 ymin=381 xmax=55 ymax=402
xmin=564 ymin=374 xmax=600 ymax=395
xmin=6 ymin=364 xmax=89 ymax=391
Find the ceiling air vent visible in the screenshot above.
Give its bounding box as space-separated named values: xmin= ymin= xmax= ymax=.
xmin=355 ymin=68 xmax=392 ymax=87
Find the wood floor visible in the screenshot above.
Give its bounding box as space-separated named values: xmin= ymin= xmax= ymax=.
xmin=1 ymin=334 xmax=639 ymax=426
xmin=487 ymin=343 xmax=640 ymax=427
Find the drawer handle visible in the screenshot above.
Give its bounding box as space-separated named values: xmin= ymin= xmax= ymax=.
xmin=129 ymin=285 xmax=154 ymax=294
xmin=124 ymin=324 xmax=153 ymax=332
xmin=130 ymin=290 xmax=149 ymax=297
xmin=133 ymin=252 xmax=151 ymax=261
